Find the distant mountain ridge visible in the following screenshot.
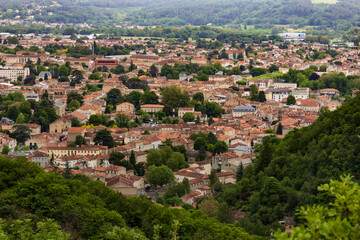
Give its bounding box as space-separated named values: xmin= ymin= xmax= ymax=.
xmin=0 ymin=0 xmax=360 ymax=32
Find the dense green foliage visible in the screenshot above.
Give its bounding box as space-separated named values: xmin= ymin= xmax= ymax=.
xmin=275 ymin=175 xmax=360 ymax=239
xmin=0 ymin=92 xmax=59 ymax=132
xmin=0 ymin=156 xmax=260 ymax=239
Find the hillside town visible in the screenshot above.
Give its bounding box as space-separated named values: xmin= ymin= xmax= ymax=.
xmin=0 ymin=33 xmax=356 ymax=206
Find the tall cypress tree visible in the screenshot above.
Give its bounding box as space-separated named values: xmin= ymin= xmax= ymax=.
xmin=130 ymin=150 xmax=136 ymax=167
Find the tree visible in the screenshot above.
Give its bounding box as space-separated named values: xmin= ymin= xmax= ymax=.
xmin=129 ymin=150 xmax=136 ymax=167
xmin=10 ymin=125 xmax=31 ymax=144
xmin=236 ymin=162 xmax=244 ymax=181
xmin=286 ymin=95 xmax=296 ymax=105
xmin=16 ymin=113 xmax=26 ymax=124
xmin=6 ymin=36 xmax=19 ymax=44
xmin=154 ymin=111 xmax=166 ymax=121
xmin=94 ymin=129 xmax=115 ymax=148
xmin=258 ymin=91 xmax=266 ymax=102
xmin=163 ymin=105 xmax=174 ymax=117
xmin=109 ymin=151 xmax=126 ymax=166
xmin=203 ymin=101 xmax=224 ymax=117
xmin=146 ymin=149 xmax=164 ymax=166
xmin=1 ymin=144 xmax=10 ymax=155
xmin=141 ymin=90 xmax=159 ymax=104
xmin=214 ymin=141 xmax=228 ymax=154
xmin=193 ymin=92 xmax=204 ymax=103
xmin=107 ymin=88 xmax=123 ymax=107
xmin=149 ymin=64 xmax=158 ymax=77
xmin=268 ymin=64 xmax=279 ymax=73
xmin=68 ymin=99 xmax=80 ymax=111
xmin=67 ymin=92 xmax=83 ymax=106
xmin=275 ymin=175 xmax=359 ymax=240
xmin=59 ymin=65 xmax=70 ymax=77
xmin=129 ymin=61 xmax=137 ymax=72
xmin=115 ymin=113 xmax=130 ymax=128
xmin=75 ymin=135 xmax=86 ymax=146
xmin=89 ymin=114 xmax=108 ymax=126
xmin=146 ymin=165 xmax=174 ymax=187
xmin=111 ymin=64 xmax=126 ymax=74
xmin=309 ymin=72 xmax=320 ymax=81
xmin=208 ymin=117 xmax=214 ymax=125
xmin=217 ymin=202 xmax=234 ymax=224
xmin=194 ymin=137 xmax=207 ymax=151
xmin=162 ymin=86 xmax=189 ymax=109
xmin=71 ymin=70 xmax=84 ymax=83
xmin=7 ymin=105 xmax=20 ymax=121
xmin=124 ymin=77 xmax=148 ymax=90
xmin=125 ymin=91 xmax=142 ymax=108
xmin=71 ymin=117 xmax=81 ymax=127
xmin=209 ymin=170 xmax=219 ymax=186
xmin=207 ymin=132 xmax=218 ymax=145
xmin=250 ymin=84 xmax=259 ymax=101
xmin=166 ymin=152 xmax=187 ymax=171
xmin=183 ymin=112 xmax=195 ymax=122
xmin=24 ymin=75 xmax=35 ymax=86
xmin=276 ymin=123 xmax=283 ymax=135
xmin=199 ymin=197 xmax=220 ymax=218
xmin=0 ymin=218 xmax=70 ymax=240
xmin=319 ymin=65 xmax=327 ymax=72
xmin=183 ymin=178 xmax=191 ymax=194
xmin=19 ymin=101 xmax=31 ymax=116
xmin=88 ymin=72 xmax=101 ymax=80
xmin=142 ymin=130 xmax=150 ymax=135
xmin=250 ymin=67 xmax=267 ymax=77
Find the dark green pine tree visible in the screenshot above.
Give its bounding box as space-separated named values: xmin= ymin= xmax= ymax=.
xmin=277 ymin=123 xmax=283 ymax=135
xmin=236 ymin=162 xmax=244 ymax=181
xmin=130 ymin=150 xmax=136 ymax=167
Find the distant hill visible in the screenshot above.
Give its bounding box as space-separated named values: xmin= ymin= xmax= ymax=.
xmin=0 ymin=0 xmax=360 ymax=32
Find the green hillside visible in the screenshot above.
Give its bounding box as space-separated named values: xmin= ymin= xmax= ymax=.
xmin=1 ymin=0 xmax=360 ymax=33
xmin=0 ymin=157 xmax=261 ymax=239
xmin=216 ymin=94 xmax=360 ymax=235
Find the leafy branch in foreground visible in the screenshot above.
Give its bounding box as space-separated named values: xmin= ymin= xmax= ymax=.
xmin=275 ymin=175 xmax=360 ymax=240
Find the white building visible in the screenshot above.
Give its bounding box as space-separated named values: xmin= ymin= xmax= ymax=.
xmin=246 ymin=79 xmax=272 ymax=88
xmin=178 ymin=107 xmax=194 ymax=118
xmin=272 ymin=82 xmax=297 ymax=89
xmin=279 ymin=33 xmax=306 ymax=41
xmin=266 ymin=89 xmax=292 ymax=102
xmin=0 ymin=66 xmax=30 ymax=82
xmin=292 ymin=88 xmax=309 ymax=99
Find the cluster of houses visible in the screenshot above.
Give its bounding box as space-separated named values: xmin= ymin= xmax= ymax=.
xmin=0 ymin=34 xmax=351 ymax=206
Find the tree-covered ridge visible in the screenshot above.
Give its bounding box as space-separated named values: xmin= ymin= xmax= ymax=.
xmin=217 ymin=94 xmax=360 ymax=235
xmin=0 ymin=156 xmax=261 ymax=239
xmin=1 ymin=0 xmax=360 ymax=32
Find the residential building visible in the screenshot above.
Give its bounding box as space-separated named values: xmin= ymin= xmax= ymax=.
xmin=29 ymin=150 xmax=50 ymax=167
xmin=47 ymin=145 xmax=108 ymax=158
xmin=178 ymin=107 xmax=194 ymax=118
xmin=232 ymin=105 xmax=256 ymax=117
xmin=0 ymin=66 xmax=30 ymax=82
xmin=116 ymin=102 xmax=135 ymax=113
xmin=140 ymin=104 xmax=164 ymax=113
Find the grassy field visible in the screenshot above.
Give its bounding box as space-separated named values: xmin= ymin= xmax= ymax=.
xmin=254 ymin=71 xmax=284 ymax=79
xmin=311 ymin=0 xmax=338 ymax=4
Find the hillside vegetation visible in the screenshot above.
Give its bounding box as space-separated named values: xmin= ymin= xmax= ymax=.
xmin=216 ymin=94 xmax=360 ymax=235
xmin=1 ymin=0 xmax=360 ymax=33
xmin=0 ymin=156 xmax=261 ymax=239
